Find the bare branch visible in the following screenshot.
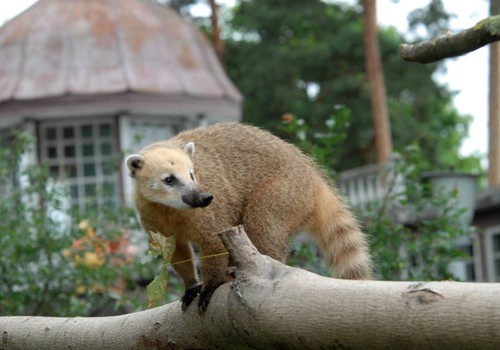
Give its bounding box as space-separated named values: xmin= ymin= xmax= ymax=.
xmin=400 ymin=15 xmax=500 ymax=63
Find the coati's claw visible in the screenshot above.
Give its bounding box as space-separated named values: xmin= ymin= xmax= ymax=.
xmin=181 ymin=283 xmax=202 ymax=312
xmin=227 ymin=266 xmax=237 ymax=279
xmin=198 ymin=282 xmax=223 ymax=313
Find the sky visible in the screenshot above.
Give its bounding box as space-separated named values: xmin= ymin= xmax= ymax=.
xmin=0 ymin=0 xmax=491 ymax=160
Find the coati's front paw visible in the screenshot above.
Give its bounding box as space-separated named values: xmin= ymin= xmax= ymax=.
xmin=181 ymin=283 xmax=202 ymax=312
xmin=198 ymin=281 xmax=224 ymax=313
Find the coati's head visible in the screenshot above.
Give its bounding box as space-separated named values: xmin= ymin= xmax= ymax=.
xmin=125 ymin=142 xmax=213 ymax=210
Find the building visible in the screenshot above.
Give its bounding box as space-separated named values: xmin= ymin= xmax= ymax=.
xmin=0 ymin=0 xmax=242 ymax=210
xmin=473 ymin=187 xmax=500 ymax=282
xmin=338 ymin=160 xmax=500 ymax=282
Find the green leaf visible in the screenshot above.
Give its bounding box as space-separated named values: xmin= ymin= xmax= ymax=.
xmin=148 ymin=231 xmax=176 ymax=265
xmin=146 ymin=265 xmax=169 ymax=309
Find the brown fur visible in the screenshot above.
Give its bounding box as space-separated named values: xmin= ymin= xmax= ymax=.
xmin=127 ymin=123 xmax=372 ymax=309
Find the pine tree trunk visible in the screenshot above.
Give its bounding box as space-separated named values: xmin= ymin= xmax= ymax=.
xmin=489 ymin=0 xmax=500 ymax=186
xmin=209 ymin=0 xmax=225 ymax=63
xmin=362 ymin=0 xmax=393 ymax=164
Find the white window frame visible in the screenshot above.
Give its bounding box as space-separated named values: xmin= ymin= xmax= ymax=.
xmin=484 ymin=225 xmax=500 ymax=282
xmin=38 ymin=117 xmax=120 ymax=210
xmin=448 ymin=234 xmax=483 ymax=282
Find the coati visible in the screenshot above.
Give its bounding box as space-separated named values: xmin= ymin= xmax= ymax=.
xmin=126 ymin=123 xmax=372 ymax=311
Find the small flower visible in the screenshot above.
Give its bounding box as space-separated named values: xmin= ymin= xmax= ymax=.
xmin=83 ymin=252 xmax=105 ymax=269
xmin=77 ymin=220 xmax=90 ymax=230
xmin=78 ymin=219 xmax=96 ymax=238
xmin=282 ymin=113 xmax=294 ymax=123
xmin=75 ymin=285 xmax=87 ymax=295
xmin=62 ymin=248 xmax=72 ymax=258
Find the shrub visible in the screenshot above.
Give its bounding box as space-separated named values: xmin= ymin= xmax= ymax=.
xmin=0 ymin=132 xmax=155 ymax=316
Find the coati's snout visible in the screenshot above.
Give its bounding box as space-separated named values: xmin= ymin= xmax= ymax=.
xmin=182 ymin=191 xmax=213 ymax=208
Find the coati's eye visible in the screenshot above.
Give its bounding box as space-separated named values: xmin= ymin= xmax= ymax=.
xmin=162 ymin=175 xmax=177 ymax=186
xmin=189 ymin=170 xmax=195 ymax=181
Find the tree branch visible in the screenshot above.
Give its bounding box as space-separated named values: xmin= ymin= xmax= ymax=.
xmin=2 ymin=226 xmax=500 ymax=349
xmin=400 ymin=15 xmax=500 ymax=63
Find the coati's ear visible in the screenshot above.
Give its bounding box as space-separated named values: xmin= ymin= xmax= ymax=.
xmin=125 ymin=154 xmax=145 ymax=178
xmin=183 ymin=142 xmax=195 ymax=159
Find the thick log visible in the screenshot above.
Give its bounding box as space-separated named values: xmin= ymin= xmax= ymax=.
xmin=1 ymin=226 xmax=500 ymax=349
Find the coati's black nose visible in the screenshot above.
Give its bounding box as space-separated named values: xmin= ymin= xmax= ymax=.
xmin=182 ymin=191 xmax=213 ymax=208
xmin=200 ymin=193 xmax=213 ymax=207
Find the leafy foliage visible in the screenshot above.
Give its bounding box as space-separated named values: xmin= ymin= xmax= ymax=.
xmin=281 ymin=117 xmax=474 ymax=281
xmin=0 ymin=133 xmax=155 ymax=316
xmin=224 ymin=0 xmax=481 ymax=173
xmin=362 ymin=146 xmax=474 ymax=280
xmin=146 ymin=231 xmax=176 ymax=308
xmin=280 ymin=105 xmax=350 ymax=177
xmin=407 ymin=0 xmax=455 ymax=39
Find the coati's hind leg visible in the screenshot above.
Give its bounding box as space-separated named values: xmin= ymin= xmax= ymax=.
xmin=242 ymin=178 xmax=314 ymax=262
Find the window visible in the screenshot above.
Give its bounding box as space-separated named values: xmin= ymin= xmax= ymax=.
xmin=127 ymin=119 xmax=179 ymax=153
xmin=454 ymin=241 xmax=476 ymax=281
xmin=39 ymin=119 xmax=120 ymax=210
xmin=490 ymin=230 xmax=500 ymax=281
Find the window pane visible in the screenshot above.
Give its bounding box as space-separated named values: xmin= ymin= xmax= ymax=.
xmin=49 ymin=166 xmax=59 ymax=178
xmin=496 ymin=259 xmax=500 ymax=282
xmin=466 ymin=263 xmax=475 ymax=281
xmin=101 ymin=143 xmax=113 ymax=155
xmin=103 ymin=183 xmax=115 ymax=196
xmin=48 ymin=146 xmax=57 ymax=158
xmin=102 ymin=161 xmax=114 ymax=175
xmin=99 ymin=124 xmax=112 ymax=137
xmin=83 ymin=163 xmax=96 ymax=177
xmin=64 ymin=145 xmax=75 ymax=157
xmin=81 ymin=125 xmax=92 ymax=138
xmin=46 ymin=128 xmax=57 ymax=140
xmin=84 ymin=184 xmax=96 ymax=196
xmin=65 ymin=164 xmax=77 ymax=178
xmin=493 ymin=234 xmax=500 ymax=253
xmin=63 ymin=127 xmax=74 ymax=139
xmin=82 ymin=144 xmax=94 ymax=157
xmin=70 ymin=185 xmax=79 ymax=198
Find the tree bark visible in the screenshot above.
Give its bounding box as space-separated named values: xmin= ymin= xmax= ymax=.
xmin=400 ymin=15 xmax=500 ymax=64
xmin=490 ymin=1 xmax=500 ymax=186
xmin=362 ymin=0 xmax=393 ymax=165
xmin=2 ymin=226 xmax=500 ymax=349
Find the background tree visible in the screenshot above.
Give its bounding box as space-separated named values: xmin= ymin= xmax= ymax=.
xmin=489 ymin=0 xmax=500 ymax=186
xmin=362 ymin=0 xmax=393 ymax=164
xmin=400 ymin=0 xmax=500 ymax=185
xmin=225 ymin=0 xmax=480 ymax=172
xmin=208 ymin=0 xmax=225 ymax=62
xmin=406 ymin=0 xmax=455 ymax=39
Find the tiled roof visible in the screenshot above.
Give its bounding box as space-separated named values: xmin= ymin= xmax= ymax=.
xmin=0 ymin=0 xmax=242 ymax=103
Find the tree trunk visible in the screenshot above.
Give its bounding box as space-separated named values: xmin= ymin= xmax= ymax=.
xmin=362 ymin=0 xmax=393 ymax=165
xmin=209 ymin=0 xmax=225 ymax=63
xmin=490 ymin=0 xmax=500 ymax=186
xmin=1 ymin=226 xmax=500 ymax=349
